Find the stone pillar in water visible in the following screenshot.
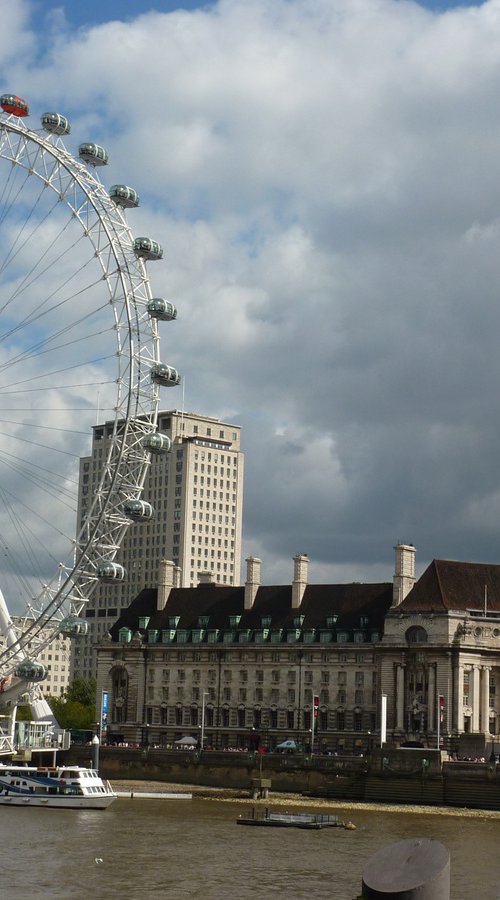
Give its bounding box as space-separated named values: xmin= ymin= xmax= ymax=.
xmin=361 ymin=837 xmax=450 ymax=899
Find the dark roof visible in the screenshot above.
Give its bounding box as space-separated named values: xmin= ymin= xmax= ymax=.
xmin=397 ymin=559 xmax=500 ymax=614
xmin=109 ymin=581 xmax=393 ymax=639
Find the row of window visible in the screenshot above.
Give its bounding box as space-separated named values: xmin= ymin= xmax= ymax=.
xmin=136 ymin=705 xmax=377 ymax=732
xmin=157 ymin=668 xmax=373 ymax=685
xmin=118 ymin=650 xmax=371 ymax=664
xmin=148 ymin=686 xmax=375 ymax=705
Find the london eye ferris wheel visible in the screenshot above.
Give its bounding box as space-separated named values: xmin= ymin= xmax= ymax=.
xmin=0 ymin=94 xmax=179 ymax=729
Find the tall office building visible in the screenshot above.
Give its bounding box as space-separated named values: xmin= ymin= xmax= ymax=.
xmin=0 ymin=618 xmax=71 ymax=698
xmin=72 ymin=409 xmax=244 ymax=679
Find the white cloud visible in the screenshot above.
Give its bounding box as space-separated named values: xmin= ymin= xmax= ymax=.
xmin=2 ymin=0 xmax=500 ymax=601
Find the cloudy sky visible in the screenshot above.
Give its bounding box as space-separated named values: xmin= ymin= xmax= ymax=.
xmin=1 ymin=0 xmax=499 ymax=597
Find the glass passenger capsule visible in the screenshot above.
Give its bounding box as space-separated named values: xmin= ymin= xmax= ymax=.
xmin=133 ymin=237 xmax=163 ymax=260
xmin=78 ymin=142 xmax=109 ymax=166
xmin=147 ymin=298 xmax=177 ymax=321
xmin=96 ymin=560 xmax=126 ymax=583
xmin=14 ymin=661 xmax=47 ymax=682
xmin=109 ymin=184 xmax=139 ymax=208
xmin=123 ymin=499 xmax=154 ymax=521
xmin=150 ymin=363 xmax=181 ymax=387
xmin=1 ymin=94 xmax=29 ymax=117
xmin=142 ymin=432 xmax=172 ymax=454
xmin=41 ymin=112 xmax=70 ymax=135
xmin=59 ymin=616 xmax=88 ymax=637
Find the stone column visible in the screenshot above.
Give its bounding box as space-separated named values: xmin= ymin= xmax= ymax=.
xmin=428 ymin=666 xmax=436 ymax=732
xmin=396 ymin=664 xmax=405 ymax=731
xmin=471 ymin=665 xmax=480 ymax=732
xmin=481 ymin=667 xmax=491 ymax=734
xmin=454 ymin=663 xmax=464 ymax=733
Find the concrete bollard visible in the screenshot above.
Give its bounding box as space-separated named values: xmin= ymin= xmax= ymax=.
xmin=361 ymin=837 xmax=450 ymax=899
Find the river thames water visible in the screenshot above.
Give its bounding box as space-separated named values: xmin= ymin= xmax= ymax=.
xmin=1 ymin=798 xmax=499 ymax=899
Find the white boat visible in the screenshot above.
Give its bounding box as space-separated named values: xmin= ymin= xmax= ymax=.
xmin=0 ymin=764 xmax=116 ymax=808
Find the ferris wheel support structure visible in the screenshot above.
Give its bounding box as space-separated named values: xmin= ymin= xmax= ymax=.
xmin=0 ymin=98 xmax=177 ymax=708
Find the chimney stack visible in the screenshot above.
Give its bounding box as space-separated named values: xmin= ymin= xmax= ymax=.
xmin=157 ymin=559 xmax=176 ymax=610
xmin=292 ymin=553 xmax=309 ymax=609
xmin=392 ymin=543 xmax=416 ymax=607
xmin=198 ymin=570 xmax=215 ymax=586
xmin=244 ymin=556 xmax=261 ymax=610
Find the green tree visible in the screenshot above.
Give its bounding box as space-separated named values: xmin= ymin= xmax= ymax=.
xmin=65 ymin=676 xmax=96 ymax=707
xmin=46 ymin=677 xmax=96 ymax=731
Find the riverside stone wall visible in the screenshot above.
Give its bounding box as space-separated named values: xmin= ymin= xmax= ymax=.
xmin=61 ymin=745 xmax=500 ymax=810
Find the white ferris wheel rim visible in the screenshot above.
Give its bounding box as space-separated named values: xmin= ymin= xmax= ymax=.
xmin=0 ymin=108 xmax=162 ymax=676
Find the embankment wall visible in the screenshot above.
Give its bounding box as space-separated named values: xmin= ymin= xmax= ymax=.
xmin=61 ymin=746 xmax=500 ymax=810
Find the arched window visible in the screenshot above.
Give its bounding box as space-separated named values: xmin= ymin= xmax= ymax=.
xmin=405 ymin=626 xmax=428 ymax=644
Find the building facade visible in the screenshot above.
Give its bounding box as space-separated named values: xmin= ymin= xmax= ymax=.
xmin=73 ymin=409 xmax=244 ymax=680
xmin=95 ymin=546 xmax=500 ymax=755
xmin=2 ymin=618 xmax=71 ymax=698
xmin=382 ymin=555 xmax=500 ymax=752
xmin=96 ymin=554 xmax=392 ymax=751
